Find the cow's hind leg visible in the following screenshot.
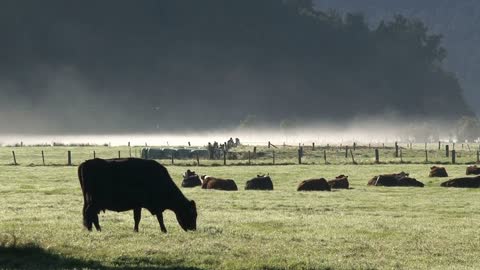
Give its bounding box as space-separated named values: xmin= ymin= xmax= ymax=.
xmin=82 ymin=203 xmax=88 ymax=229
xmin=133 ymin=208 xmax=141 ymax=232
xmin=156 ymin=212 xmax=167 ymax=233
xmin=85 ymin=205 xmax=101 ymax=231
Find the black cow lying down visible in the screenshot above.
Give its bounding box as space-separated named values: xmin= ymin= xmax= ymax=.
xmin=245 ymin=175 xmax=274 ymax=190
xmin=78 ymin=158 xmax=197 ymax=233
xmin=181 ymin=170 xmax=202 ymax=188
xmin=441 ymin=176 xmax=480 ymax=188
xmin=368 ymin=172 xmax=424 ymax=187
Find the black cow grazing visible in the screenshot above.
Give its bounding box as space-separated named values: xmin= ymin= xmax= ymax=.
xmin=181 ymin=170 xmax=202 ymax=188
xmin=328 ymin=175 xmax=349 ymax=189
xmin=441 ymin=176 xmax=480 ymax=188
xmin=466 ymin=165 xmax=480 ymax=175
xmin=368 ymin=172 xmax=424 ymax=187
xmin=245 ymin=175 xmax=274 ymax=190
xmin=201 ymin=175 xmax=238 ymax=191
xmin=78 ymin=158 xmax=197 ymax=233
xmin=297 ymin=178 xmax=331 ymax=191
xmin=429 ymin=166 xmax=448 ymax=177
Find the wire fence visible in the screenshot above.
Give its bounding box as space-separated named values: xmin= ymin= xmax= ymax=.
xmin=1 ymin=141 xmax=479 ymax=166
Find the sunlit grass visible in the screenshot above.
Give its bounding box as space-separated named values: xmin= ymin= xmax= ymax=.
xmin=1 ymin=151 xmax=479 ymax=269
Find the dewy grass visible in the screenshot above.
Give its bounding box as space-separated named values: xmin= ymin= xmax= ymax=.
xmin=0 ymin=148 xmax=479 ymax=269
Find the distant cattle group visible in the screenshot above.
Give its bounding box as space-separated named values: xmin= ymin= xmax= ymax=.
xmin=77 ymin=158 xmax=480 ymax=234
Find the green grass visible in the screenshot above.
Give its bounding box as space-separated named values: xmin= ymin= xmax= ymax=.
xmin=1 ymin=147 xmax=480 ymax=269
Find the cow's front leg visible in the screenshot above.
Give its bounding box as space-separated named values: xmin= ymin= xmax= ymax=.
xmin=133 ymin=208 xmax=141 ymax=232
xmin=156 ymin=212 xmax=167 ymax=233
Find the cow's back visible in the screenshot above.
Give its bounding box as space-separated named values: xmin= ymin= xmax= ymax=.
xmin=78 ymin=158 xmax=176 ymax=213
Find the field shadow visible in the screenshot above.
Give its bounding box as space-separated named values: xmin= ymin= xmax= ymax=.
xmin=0 ymin=243 xmax=204 ymax=270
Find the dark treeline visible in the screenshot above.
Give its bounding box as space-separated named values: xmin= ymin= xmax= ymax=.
xmin=0 ymin=0 xmax=474 ymax=133
xmin=315 ymin=0 xmax=480 ymax=116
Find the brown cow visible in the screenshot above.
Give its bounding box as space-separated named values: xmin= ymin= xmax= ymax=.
xmin=201 ymin=175 xmax=238 ymax=191
xmin=429 ymin=166 xmax=448 ymax=177
xmin=441 ymin=176 xmax=480 ymax=188
xmin=368 ymin=172 xmax=424 ymax=187
xmin=328 ymin=175 xmax=349 ymax=189
xmin=297 ymin=178 xmax=331 ymax=191
xmin=466 ymin=165 xmax=480 ymax=175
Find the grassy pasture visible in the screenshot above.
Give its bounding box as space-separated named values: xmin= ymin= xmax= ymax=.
xmin=0 ymin=147 xmax=480 ymax=269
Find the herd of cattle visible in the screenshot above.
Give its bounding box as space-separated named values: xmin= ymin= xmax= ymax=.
xmin=78 ymin=158 xmax=480 ymax=233
xmin=182 ymin=165 xmax=480 ymax=191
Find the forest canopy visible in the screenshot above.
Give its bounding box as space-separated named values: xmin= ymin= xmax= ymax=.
xmin=0 ymin=0 xmax=474 ymax=133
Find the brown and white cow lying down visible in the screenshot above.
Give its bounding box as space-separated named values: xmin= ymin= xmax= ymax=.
xmin=441 ymin=176 xmax=480 ymax=188
xmin=368 ymin=172 xmax=424 ymax=187
xmin=201 ymin=175 xmax=238 ymax=191
xmin=466 ymin=165 xmax=480 ymax=175
xmin=297 ymin=178 xmax=331 ymax=191
xmin=328 ymin=175 xmax=349 ymax=189
xmin=429 ymin=166 xmax=448 ymax=177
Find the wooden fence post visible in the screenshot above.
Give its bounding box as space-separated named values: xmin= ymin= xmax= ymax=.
xmin=298 ymin=147 xmax=302 ymax=164
xmin=353 ymin=142 xmax=356 ymax=151
xmin=312 ymin=142 xmax=315 ymax=151
xmin=268 ymin=141 xmax=271 ymax=148
xmin=350 ymin=149 xmax=356 ymax=164
xmin=171 ymin=152 xmax=174 ymax=165
xmin=395 ymin=142 xmax=399 ymax=158
xmin=272 ymin=151 xmax=275 ymax=165
xmin=446 ymin=145 xmax=449 ymax=157
xmin=12 ymin=151 xmax=17 ymax=165
xmin=118 ymin=151 xmax=121 ymax=159
xmin=438 ymin=141 xmax=441 ymax=150
xmin=67 ymin=151 xmax=72 ymax=166
xmin=196 ymin=153 xmax=200 ymax=166
xmin=324 ymin=149 xmax=327 ymax=164
xmin=253 ymin=147 xmax=257 ymax=159
xmin=345 ymin=146 xmax=348 ymax=158
xmin=375 ymin=149 xmax=379 ymax=164
xmin=41 ymin=151 xmax=45 ymax=166
xmin=223 ymin=150 xmax=227 ymax=165
xmin=248 ymin=151 xmax=251 ymax=165
xmin=93 ymin=151 xmax=96 ymax=159
xmin=452 ymin=150 xmax=456 ymax=164
xmin=129 ymin=147 xmax=132 ymax=157
xmin=425 ymin=150 xmax=428 ymax=163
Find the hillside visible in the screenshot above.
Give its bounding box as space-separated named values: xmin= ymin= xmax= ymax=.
xmin=0 ymin=0 xmax=474 ymax=133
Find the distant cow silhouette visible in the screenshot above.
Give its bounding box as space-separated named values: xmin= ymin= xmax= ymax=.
xmin=441 ymin=176 xmax=480 ymax=188
xmin=245 ymin=175 xmax=274 ymax=190
xmin=429 ymin=166 xmax=448 ymax=177
xmin=466 ymin=165 xmax=480 ymax=175
xmin=181 ymin=170 xmax=202 ymax=188
xmin=78 ymin=158 xmax=197 ymax=233
xmin=297 ymin=178 xmax=331 ymax=191
xmin=368 ymin=172 xmax=424 ymax=187
xmin=201 ymin=175 xmax=238 ymax=191
xmin=328 ymin=175 xmax=349 ymax=189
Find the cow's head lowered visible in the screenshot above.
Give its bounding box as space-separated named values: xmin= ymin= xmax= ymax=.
xmin=176 ymin=200 xmax=197 ymax=231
